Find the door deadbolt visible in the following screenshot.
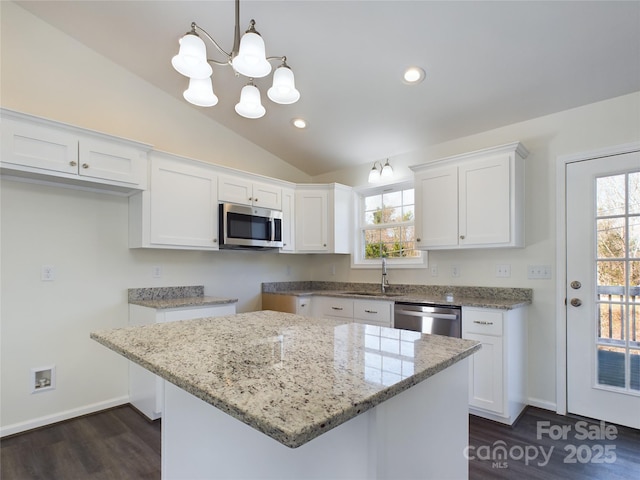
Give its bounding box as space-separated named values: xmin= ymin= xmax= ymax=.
xmin=570 ymin=281 xmax=582 ymax=290
xmin=570 ymin=298 xmax=582 ymax=307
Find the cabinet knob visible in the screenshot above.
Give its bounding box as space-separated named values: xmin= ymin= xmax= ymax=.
xmin=69 ymin=161 xmax=77 ymax=167
xmin=82 ymin=163 xmax=89 ymax=169
xmin=416 ymin=238 xmax=421 ymax=242
xmin=460 ymin=235 xmax=465 ymax=240
xmin=213 ymin=238 xmax=218 ymax=243
xmin=249 ymin=197 xmax=253 ymax=201
xmin=323 ymin=244 xmax=327 ymax=247
xmin=254 ymin=198 xmax=258 ymax=202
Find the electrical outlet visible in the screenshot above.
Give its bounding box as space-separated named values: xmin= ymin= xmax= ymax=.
xmin=41 ymin=265 xmax=55 ymax=281
xmin=496 ymin=264 xmax=511 ymax=278
xmin=451 ymin=265 xmax=460 ymax=278
xmin=152 ymin=266 xmax=162 ymax=278
xmin=430 ymin=265 xmax=438 ymax=277
xmin=527 ymin=265 xmax=552 ymax=279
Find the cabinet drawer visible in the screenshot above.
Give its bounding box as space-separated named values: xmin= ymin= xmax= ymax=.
xmin=354 ymin=300 xmax=392 ymax=325
xmin=317 ymin=297 xmax=353 ymax=318
xmin=463 ymin=309 xmax=503 ymax=336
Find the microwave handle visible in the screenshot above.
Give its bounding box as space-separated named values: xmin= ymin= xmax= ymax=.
xmin=269 ymin=219 xmax=275 ymax=242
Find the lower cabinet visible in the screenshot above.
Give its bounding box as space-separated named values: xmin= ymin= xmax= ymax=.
xmin=312 ymin=296 xmax=393 ymax=328
xmin=462 ymin=306 xmax=527 ymax=425
xmin=262 ymin=293 xmax=311 ymax=315
xmin=128 ymin=303 xmax=236 ymax=420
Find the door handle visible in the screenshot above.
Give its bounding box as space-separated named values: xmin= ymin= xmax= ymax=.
xmin=570 ymin=298 xmax=582 ymax=307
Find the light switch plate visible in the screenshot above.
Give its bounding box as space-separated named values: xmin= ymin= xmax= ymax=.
xmin=528 ymin=265 xmax=552 ymax=279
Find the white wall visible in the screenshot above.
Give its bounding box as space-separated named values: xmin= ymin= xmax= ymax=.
xmin=309 ymin=91 xmax=640 ymax=410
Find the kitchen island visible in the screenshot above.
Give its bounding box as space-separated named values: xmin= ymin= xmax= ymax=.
xmin=91 ymin=311 xmax=480 ymax=479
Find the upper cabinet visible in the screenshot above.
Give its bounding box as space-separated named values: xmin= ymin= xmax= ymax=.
xmin=0 ymin=109 xmax=149 ymax=194
xmin=411 ymin=142 xmax=528 ymax=250
xmin=295 ymin=184 xmax=352 ymax=254
xmin=129 ymin=152 xmax=219 ymax=250
xmin=280 ymin=187 xmax=296 ymax=252
xmin=218 ymin=174 xmax=282 ymax=210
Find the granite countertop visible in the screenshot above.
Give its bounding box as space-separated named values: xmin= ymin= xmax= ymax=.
xmin=262 ymin=282 xmax=532 ymax=310
xmin=91 ymin=311 xmax=480 ymax=448
xmin=128 ymin=285 xmax=238 ymax=310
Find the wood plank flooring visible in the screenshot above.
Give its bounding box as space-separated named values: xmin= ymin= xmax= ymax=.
xmin=1 ymin=405 xmax=638 ymax=479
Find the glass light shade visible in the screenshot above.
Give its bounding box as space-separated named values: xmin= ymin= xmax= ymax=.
xmin=368 ymin=165 xmax=381 ymax=183
xmin=183 ymin=77 xmax=218 ymax=107
xmin=235 ymin=84 xmax=266 ymax=119
xmin=381 ymin=160 xmax=394 ymax=179
xmin=232 ymin=32 xmax=271 ymax=78
xmin=267 ymin=66 xmax=300 ymax=104
xmin=171 ymin=34 xmax=212 ymax=79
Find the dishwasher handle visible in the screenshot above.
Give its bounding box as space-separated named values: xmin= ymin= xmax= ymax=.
xmin=394 ymin=309 xmax=459 ymax=320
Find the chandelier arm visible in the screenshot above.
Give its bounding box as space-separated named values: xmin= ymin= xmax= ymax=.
xmin=192 ymin=22 xmax=232 ymax=63
xmin=266 ymin=56 xmax=287 ymax=63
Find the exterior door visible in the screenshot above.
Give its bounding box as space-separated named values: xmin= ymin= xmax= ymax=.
xmin=566 ymin=151 xmax=640 ymax=428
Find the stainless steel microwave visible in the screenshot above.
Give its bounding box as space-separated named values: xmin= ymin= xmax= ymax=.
xmin=219 ymin=203 xmax=283 ymax=249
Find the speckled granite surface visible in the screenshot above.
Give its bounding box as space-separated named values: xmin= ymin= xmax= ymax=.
xmin=128 ymin=286 xmax=238 ymax=309
xmin=91 ymin=311 xmax=480 ymax=448
xmin=262 ymin=281 xmax=532 ymax=309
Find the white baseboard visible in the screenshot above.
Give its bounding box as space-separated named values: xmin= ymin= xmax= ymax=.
xmin=527 ymin=397 xmax=557 ymax=413
xmin=0 ymin=396 xmax=129 ymax=438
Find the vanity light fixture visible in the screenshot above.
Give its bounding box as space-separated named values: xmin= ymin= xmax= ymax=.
xmin=171 ymin=0 xmax=300 ymax=119
xmin=368 ymin=159 xmax=394 ymax=184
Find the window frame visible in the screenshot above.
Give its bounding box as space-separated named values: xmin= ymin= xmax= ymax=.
xmin=351 ymin=180 xmax=427 ymax=269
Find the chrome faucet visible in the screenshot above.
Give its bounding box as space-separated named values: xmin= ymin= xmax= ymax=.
xmin=381 ymin=257 xmax=390 ymax=293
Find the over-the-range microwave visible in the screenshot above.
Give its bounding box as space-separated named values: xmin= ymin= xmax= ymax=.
xmin=218 ymin=203 xmax=283 ymax=249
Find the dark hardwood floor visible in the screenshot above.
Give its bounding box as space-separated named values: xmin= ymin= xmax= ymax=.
xmin=1 ymin=405 xmax=638 ymax=479
xmin=0 ymin=406 xmax=161 ymax=479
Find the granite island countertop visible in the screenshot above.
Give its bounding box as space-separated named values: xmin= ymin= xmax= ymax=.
xmin=91 ymin=311 xmax=480 ymax=448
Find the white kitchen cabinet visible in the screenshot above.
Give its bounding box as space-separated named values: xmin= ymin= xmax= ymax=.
xmin=312 ymin=296 xmax=393 ymax=328
xmin=218 ymin=174 xmax=282 ymax=210
xmin=412 ymin=142 xmax=528 ymax=249
xmin=1 ymin=108 xmax=149 ymax=194
xmin=129 ymin=151 xmax=219 ymax=250
xmin=280 ymin=187 xmax=296 ymax=252
xmin=295 ymin=183 xmax=352 ymax=253
xmin=462 ymin=306 xmax=527 ymax=425
xmin=129 ymin=302 xmax=236 ymax=420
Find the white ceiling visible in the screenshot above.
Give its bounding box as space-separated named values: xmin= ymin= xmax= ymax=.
xmin=16 ymin=1 xmax=640 ymax=176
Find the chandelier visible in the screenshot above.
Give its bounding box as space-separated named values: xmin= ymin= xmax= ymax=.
xmin=171 ymin=0 xmax=300 ymax=119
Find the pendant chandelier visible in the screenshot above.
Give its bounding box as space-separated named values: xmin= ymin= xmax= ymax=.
xmin=171 ymin=0 xmax=300 ymax=119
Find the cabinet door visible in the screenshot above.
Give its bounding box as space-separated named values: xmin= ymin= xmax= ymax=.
xmin=218 ymin=175 xmax=253 ymax=206
xmin=414 ymin=166 xmax=458 ymax=248
xmin=295 ymin=189 xmax=329 ymax=252
xmin=459 ymin=154 xmax=510 ymax=246
xmin=79 ymin=138 xmax=145 ymax=186
xmin=252 ymin=181 xmax=282 ymax=210
xmin=150 ymin=157 xmax=219 ymax=249
xmin=1 ymin=118 xmax=78 ymax=174
xmin=280 ymin=188 xmax=296 ymax=252
xmin=465 ymin=332 xmax=504 ymax=414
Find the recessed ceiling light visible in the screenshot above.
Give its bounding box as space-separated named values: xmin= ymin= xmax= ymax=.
xmin=292 ymin=118 xmax=307 ymax=129
xmin=403 ymin=66 xmax=426 ymax=84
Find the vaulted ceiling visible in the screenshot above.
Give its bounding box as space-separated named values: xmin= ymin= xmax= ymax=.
xmin=16 ymin=1 xmax=640 ymax=175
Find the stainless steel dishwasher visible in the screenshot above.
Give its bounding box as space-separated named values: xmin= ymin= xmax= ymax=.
xmin=393 ymin=302 xmax=462 ymax=337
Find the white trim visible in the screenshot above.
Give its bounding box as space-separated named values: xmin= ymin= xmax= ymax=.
xmin=526 ymin=397 xmax=557 ymax=413
xmin=0 ymin=396 xmax=129 ymax=438
xmin=555 ymin=141 xmax=640 ymax=417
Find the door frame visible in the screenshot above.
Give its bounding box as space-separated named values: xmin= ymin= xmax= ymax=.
xmin=555 ymin=141 xmax=640 ymax=415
